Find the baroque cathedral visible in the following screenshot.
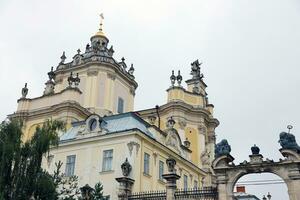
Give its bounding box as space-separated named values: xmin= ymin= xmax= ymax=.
xmin=10 ymin=18 xmax=219 ymax=199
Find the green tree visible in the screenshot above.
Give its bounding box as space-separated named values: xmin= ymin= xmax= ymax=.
xmin=93 ymin=182 xmax=104 ymax=200
xmin=0 ymin=119 xmax=64 ymax=200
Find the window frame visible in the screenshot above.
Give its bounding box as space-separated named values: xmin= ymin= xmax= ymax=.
xmin=143 ymin=152 xmax=150 ymax=175
xmin=117 ymin=97 xmax=124 ymax=114
xmin=158 ymin=160 xmax=164 ymax=181
xmin=183 ymin=174 xmax=188 ymax=190
xmin=102 ymin=149 xmax=113 ymax=172
xmin=65 ymin=155 xmax=76 ymax=177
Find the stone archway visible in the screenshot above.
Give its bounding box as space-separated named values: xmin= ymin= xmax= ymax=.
xmin=212 ymin=148 xmax=300 ymax=200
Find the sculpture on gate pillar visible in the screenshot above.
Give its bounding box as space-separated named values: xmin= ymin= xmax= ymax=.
xmin=279 ymin=126 xmax=300 ymax=160
xmin=279 ymin=132 xmax=300 ymax=153
xmin=249 ymin=144 xmax=263 ymax=164
xmin=121 ymin=158 xmax=132 ymax=177
xmin=116 ymin=158 xmax=134 ymax=200
xmin=215 ymin=139 xmax=231 ymax=158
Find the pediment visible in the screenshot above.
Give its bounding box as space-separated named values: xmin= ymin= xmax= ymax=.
xmin=165 ymin=128 xmax=182 ymax=155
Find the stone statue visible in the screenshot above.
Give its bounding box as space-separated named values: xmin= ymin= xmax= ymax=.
xmin=166 ymin=158 xmax=176 ymax=173
xmin=215 ymin=139 xmax=231 ymax=158
xmin=43 ymin=80 xmax=55 ymax=96
xmin=74 ymin=73 xmax=80 ymax=87
xmin=251 ymin=144 xmax=260 ymax=155
xmin=279 ymin=132 xmax=300 ymax=153
xmin=128 ymin=64 xmax=135 ymax=76
xmin=190 ymin=59 xmax=203 ymax=80
xmin=177 ymin=70 xmax=182 ymax=86
xmin=170 ymin=70 xmax=176 ymax=86
xmin=60 ymin=51 xmax=66 ymax=64
xmin=121 ymin=158 xmax=132 ymax=177
xmin=68 ymin=72 xmax=74 ymax=87
xmin=21 ymin=83 xmax=28 ymax=98
xmin=47 ymin=67 xmax=55 ymax=81
xmin=201 ymin=147 xmax=211 ymax=166
xmin=108 ymin=46 xmax=114 ymax=57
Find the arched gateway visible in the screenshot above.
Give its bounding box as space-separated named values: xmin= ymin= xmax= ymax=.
xmin=212 ymin=133 xmax=300 ymax=200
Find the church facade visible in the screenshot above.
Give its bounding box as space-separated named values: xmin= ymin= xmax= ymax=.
xmin=10 ymin=19 xmax=219 ymax=199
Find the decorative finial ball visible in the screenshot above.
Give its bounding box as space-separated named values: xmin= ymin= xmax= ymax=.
xmin=287 ymin=125 xmax=293 ymax=130
xmin=251 ymin=144 xmax=260 ymax=155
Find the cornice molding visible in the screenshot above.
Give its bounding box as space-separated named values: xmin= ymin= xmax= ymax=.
xmin=9 ymin=101 xmax=91 ymax=121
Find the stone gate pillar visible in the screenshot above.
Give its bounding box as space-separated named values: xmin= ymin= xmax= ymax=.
xmin=280 ymin=149 xmax=300 ymax=200
xmin=162 ymin=158 xmax=181 ymax=200
xmin=116 ymin=177 xmax=135 ymax=200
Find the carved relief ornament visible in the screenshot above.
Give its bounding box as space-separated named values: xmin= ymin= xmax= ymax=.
xmin=127 ymin=141 xmax=140 ymax=156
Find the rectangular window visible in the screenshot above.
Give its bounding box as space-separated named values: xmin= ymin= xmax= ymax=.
xmin=102 ymin=149 xmax=113 ymax=171
xmin=65 ymin=155 xmax=76 ymax=176
xmin=194 ymin=180 xmax=198 ymax=189
xmin=117 ymin=97 xmax=124 ymax=113
xmin=159 ymin=160 xmax=164 ymax=180
xmin=144 ymin=153 xmax=150 ymax=175
xmin=184 ymin=175 xmax=188 ymax=190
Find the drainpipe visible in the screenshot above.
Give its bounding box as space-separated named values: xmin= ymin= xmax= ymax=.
xmin=155 ymin=105 xmax=161 ymax=129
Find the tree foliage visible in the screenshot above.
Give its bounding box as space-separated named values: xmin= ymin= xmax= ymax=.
xmin=0 ymin=119 xmax=106 ymax=200
xmin=0 ymin=119 xmax=64 ymax=200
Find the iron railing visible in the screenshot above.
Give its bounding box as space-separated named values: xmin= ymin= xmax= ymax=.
xmin=128 ymin=190 xmax=166 ymax=200
xmin=175 ymin=187 xmax=218 ymax=199
xmin=128 ymin=187 xmax=217 ymax=200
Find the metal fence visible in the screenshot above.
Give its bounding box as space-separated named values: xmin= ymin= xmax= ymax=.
xmin=128 ymin=190 xmax=166 ymax=200
xmin=128 ymin=187 xmax=217 ymax=200
xmin=175 ymin=187 xmax=218 ymax=200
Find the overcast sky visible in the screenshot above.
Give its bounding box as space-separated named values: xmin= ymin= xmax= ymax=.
xmin=0 ymin=0 xmax=299 ymax=199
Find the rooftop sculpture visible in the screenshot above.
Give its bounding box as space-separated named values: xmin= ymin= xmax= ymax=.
xmin=190 ymin=59 xmax=203 ymax=80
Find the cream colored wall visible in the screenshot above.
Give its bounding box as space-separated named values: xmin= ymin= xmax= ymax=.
xmin=137 ymin=137 xmax=204 ymax=191
xmin=16 ymin=63 xmax=136 ymax=139
xmin=42 ymin=131 xmax=206 ymax=199
xmin=53 ymin=63 xmax=134 ymax=115
xmin=17 ymin=89 xmax=81 ymax=112
xmin=167 ymin=88 xmax=204 ymax=107
xmin=142 ymin=107 xmax=216 ymax=169
xmin=43 ymin=133 xmax=134 ymax=200
xmin=22 ymin=112 xmax=81 ymax=141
